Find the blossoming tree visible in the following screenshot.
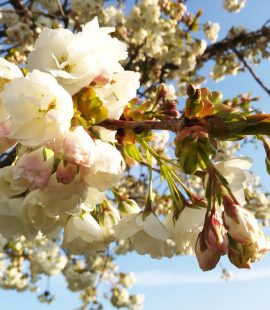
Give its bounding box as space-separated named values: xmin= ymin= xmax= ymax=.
xmin=0 ymin=0 xmax=270 ymax=308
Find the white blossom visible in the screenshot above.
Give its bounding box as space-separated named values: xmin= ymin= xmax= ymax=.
xmin=83 ymin=139 xmax=125 ymax=191
xmin=63 ymin=126 xmax=96 ymax=166
xmin=27 ymin=18 xmax=127 ymax=95
xmin=114 ymin=212 xmax=174 ymax=259
xmin=1 ymin=70 xmax=74 ymax=147
xmin=13 ymin=147 xmax=54 ymax=190
xmin=95 ymin=71 xmax=140 ymax=119
xmin=214 ymin=157 xmax=252 ymax=205
xmin=164 ymin=207 xmax=207 ymax=255
xmin=63 ymin=213 xmax=106 ymax=254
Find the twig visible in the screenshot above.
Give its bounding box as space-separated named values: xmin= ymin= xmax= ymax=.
xmin=233 ymin=47 xmax=270 ymax=97
xmin=55 ymin=0 xmax=65 ymax=17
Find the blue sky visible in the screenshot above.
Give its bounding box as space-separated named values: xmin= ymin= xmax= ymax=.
xmin=1 ymin=0 xmax=270 ymax=309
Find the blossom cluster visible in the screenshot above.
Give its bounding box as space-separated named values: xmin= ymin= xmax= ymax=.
xmin=0 ymin=18 xmax=140 ymax=256
xmin=0 ymin=1 xmax=269 ymax=308
xmin=0 ymin=0 xmax=269 ymax=96
xmin=0 ymin=23 xmax=268 ymax=271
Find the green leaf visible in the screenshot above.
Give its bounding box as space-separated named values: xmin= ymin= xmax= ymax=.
xmin=145 ymin=149 xmax=152 ymax=167
xmin=124 ymin=144 xmax=143 ymax=162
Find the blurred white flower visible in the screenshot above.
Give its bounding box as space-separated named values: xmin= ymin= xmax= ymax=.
xmin=204 ymin=22 xmax=220 ymax=42
xmin=223 ymin=0 xmax=246 ymax=12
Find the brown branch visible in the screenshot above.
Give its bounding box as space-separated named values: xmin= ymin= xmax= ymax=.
xmin=99 ymin=118 xmax=183 ymax=132
xmin=232 ymin=47 xmax=270 ymax=97
xmin=0 ymin=9 xmax=64 ymax=20
xmin=158 ymin=25 xmax=270 ymax=72
xmin=9 ymin=0 xmax=31 ymax=18
xmin=201 ymin=26 xmax=270 ymax=62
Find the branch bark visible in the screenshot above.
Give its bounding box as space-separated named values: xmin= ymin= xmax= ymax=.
xmin=99 ymin=118 xmax=183 ymax=132
xmin=9 ymin=0 xmax=31 ymax=18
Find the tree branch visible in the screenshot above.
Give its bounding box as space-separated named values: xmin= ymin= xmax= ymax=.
xmin=99 ymin=118 xmax=183 ymax=132
xmin=232 ymin=47 xmax=270 ymax=97
xmin=154 ymin=25 xmax=270 ymax=72
xmin=201 ymin=26 xmax=270 ymax=62
xmin=9 ymin=0 xmax=31 ymax=18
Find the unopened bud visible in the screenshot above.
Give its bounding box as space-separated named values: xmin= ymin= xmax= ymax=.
xmin=100 ymin=201 xmax=120 ymax=242
xmin=177 ymin=144 xmax=199 ymax=174
xmin=56 ymin=160 xmax=78 ymax=184
xmin=204 ymin=208 xmax=228 ymax=255
xmin=211 ymin=91 xmax=223 ymax=104
xmin=166 ymin=109 xmax=180 ymax=118
xmin=195 ymin=232 xmax=220 ymax=271
xmin=162 ymin=101 xmax=177 ymax=110
xmin=157 ymin=83 xmax=168 ymax=98
xmin=186 ymin=84 xmax=196 ymax=98
xmin=118 ymin=199 xmax=141 ymax=217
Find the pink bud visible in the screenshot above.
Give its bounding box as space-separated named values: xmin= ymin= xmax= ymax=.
xmin=204 ymin=208 xmax=228 ymax=255
xmin=56 ymin=160 xmax=78 ymax=184
xmin=63 ymin=126 xmax=96 ymax=167
xmin=195 ymin=232 xmax=220 ymax=271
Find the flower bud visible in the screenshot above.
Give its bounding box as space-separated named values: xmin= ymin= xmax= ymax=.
xmin=210 ymin=91 xmax=223 ymax=104
xmin=204 ymin=208 xmax=228 ymax=255
xmin=162 ymin=101 xmax=177 ymax=111
xmin=56 ymin=160 xmax=78 ymax=184
xmin=186 ymin=84 xmax=196 ymax=98
xmin=99 ymin=201 xmax=120 ymax=242
xmin=118 ymin=199 xmax=141 ymax=217
xmin=177 ymin=144 xmax=199 ymax=174
xmin=166 ymin=109 xmax=180 ymax=118
xmin=157 ymin=83 xmax=167 ymax=99
xmin=195 ymin=232 xmax=220 ymax=271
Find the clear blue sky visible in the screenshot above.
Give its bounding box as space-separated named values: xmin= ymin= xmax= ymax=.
xmin=1 ymin=0 xmax=270 ymax=309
